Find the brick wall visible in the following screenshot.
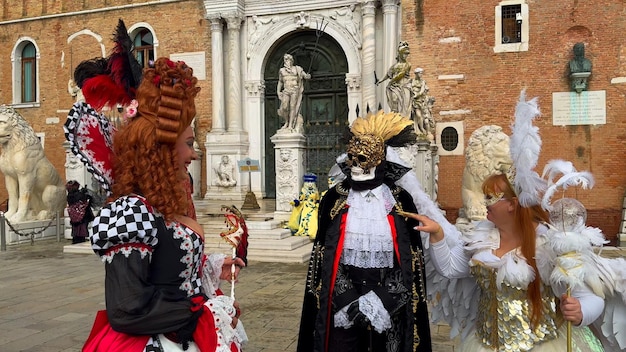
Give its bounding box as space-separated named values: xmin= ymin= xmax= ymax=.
xmin=1 ymin=0 xmax=624 ymax=242
xmin=402 ymin=0 xmax=626 ymax=242
xmin=0 ymin=0 xmax=213 ymax=202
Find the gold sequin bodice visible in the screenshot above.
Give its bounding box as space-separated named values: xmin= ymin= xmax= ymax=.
xmin=470 ymin=261 xmax=561 ymax=351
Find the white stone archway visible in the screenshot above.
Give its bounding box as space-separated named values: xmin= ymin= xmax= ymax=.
xmin=202 ymin=2 xmax=405 ymax=204
xmin=244 ymin=13 xmax=362 ymax=199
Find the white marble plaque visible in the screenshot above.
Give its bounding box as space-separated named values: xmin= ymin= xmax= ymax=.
xmin=552 ymin=91 xmax=606 ymax=126
xmin=169 ymin=51 xmax=207 ymax=80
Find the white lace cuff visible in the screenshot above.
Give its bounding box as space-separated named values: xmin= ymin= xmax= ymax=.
xmin=359 ymin=291 xmax=391 ymax=333
xmin=204 ymin=295 xmax=247 ymax=351
xmin=333 ymin=303 xmax=354 ymax=329
xmin=202 ymin=253 xmax=226 ymax=298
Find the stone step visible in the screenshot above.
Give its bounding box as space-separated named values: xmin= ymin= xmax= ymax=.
xmin=245 ymin=244 xmax=313 ymax=263
xmin=200 ymin=244 xmax=313 ymax=263
xmin=203 ymin=228 xmax=293 ymax=241
xmin=205 ymin=233 xmax=310 ymax=251
xmin=63 ymin=201 xmax=313 ymax=263
xmin=201 ymin=218 xmax=284 ymax=231
xmin=63 ymin=241 xmax=92 ymax=254
xmin=63 ymin=236 xmax=313 ymax=259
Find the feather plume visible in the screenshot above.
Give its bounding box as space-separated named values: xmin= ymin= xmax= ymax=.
xmin=75 ymin=19 xmax=143 ymax=111
xmin=81 ymin=75 xmax=131 ymax=111
xmin=108 ymin=19 xmax=143 ymax=98
xmin=542 ymin=159 xmax=576 ymax=184
xmin=350 ymin=110 xmax=415 ymax=143
xmin=74 ymin=58 xmax=108 ymax=88
xmin=541 ymin=159 xmax=594 ymax=211
xmin=509 ymin=90 xmax=546 ymax=207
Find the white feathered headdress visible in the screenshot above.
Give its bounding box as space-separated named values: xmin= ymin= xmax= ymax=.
xmin=540 ymin=159 xmax=594 ymax=211
xmin=508 ymin=90 xmax=546 ymax=207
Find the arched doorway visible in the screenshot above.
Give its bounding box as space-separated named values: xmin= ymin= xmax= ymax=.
xmin=264 ymin=31 xmax=349 ymax=197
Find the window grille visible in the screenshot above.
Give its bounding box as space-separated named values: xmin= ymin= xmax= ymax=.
xmin=440 ymin=126 xmax=459 ymax=152
xmin=501 ymin=5 xmax=522 ymax=44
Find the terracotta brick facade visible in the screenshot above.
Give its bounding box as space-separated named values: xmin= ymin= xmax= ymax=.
xmin=0 ymin=0 xmax=214 ymax=210
xmin=0 ymin=0 xmax=624 ymax=242
xmin=401 ymin=0 xmax=626 ymax=242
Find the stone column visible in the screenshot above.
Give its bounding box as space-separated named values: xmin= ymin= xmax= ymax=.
xmin=412 ymin=140 xmax=439 ymax=202
xmin=270 ymin=133 xmax=307 ymax=221
xmin=209 ymin=16 xmax=226 ymax=132
xmin=189 ymin=142 xmax=203 ymax=199
xmin=244 ymin=80 xmax=266 ymax=195
xmin=430 ymin=143 xmax=439 ymax=202
xmin=225 ymin=15 xmax=243 ymax=132
xmin=205 ymin=14 xmax=249 ymax=201
xmin=361 ymin=1 xmax=377 ymax=113
xmin=346 ymin=73 xmax=362 ymax=125
xmin=381 ymin=0 xmax=400 ymax=111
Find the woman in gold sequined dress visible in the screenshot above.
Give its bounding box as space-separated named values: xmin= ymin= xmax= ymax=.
xmin=404 ymin=173 xmax=605 ymax=352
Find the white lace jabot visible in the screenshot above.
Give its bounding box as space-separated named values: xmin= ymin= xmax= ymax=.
xmin=342 ymin=185 xmax=396 ymax=268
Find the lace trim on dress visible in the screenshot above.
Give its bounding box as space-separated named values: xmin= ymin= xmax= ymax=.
xmin=333 ymin=291 xmax=392 ymax=333
xmin=342 ymin=185 xmax=396 ymax=268
xmin=202 ymin=253 xmax=226 ymax=298
xmin=205 ymin=295 xmax=248 ymax=351
xmin=167 ymin=221 xmax=204 ymax=296
xmin=359 ymin=291 xmax=392 ymax=333
xmin=101 ymin=243 xmax=152 ymax=263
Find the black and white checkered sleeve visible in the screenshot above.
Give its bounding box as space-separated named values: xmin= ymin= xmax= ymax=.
xmin=91 ymin=195 xmax=159 ymax=256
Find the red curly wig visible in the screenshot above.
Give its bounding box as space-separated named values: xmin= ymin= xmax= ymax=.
xmin=482 ymin=173 xmax=550 ymax=329
xmin=111 ymin=58 xmax=200 ymax=220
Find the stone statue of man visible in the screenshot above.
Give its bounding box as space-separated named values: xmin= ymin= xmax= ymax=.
xmin=277 ymin=53 xmax=311 ymax=131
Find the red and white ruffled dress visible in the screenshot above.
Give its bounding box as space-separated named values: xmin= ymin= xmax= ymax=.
xmin=83 ymin=195 xmax=246 ymax=352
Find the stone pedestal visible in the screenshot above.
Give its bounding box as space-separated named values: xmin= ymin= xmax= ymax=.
xmin=414 ymin=140 xmax=439 ymax=202
xmin=2 ymin=215 xmax=63 ymax=245
xmin=204 ymin=131 xmax=250 ymax=201
xmin=189 ymin=142 xmax=203 ymax=199
xmin=570 ymin=71 xmax=591 ymax=93
xmin=270 ymin=132 xmax=306 ymax=221
xmin=63 ymin=141 xmax=91 ymax=189
xmin=394 ymin=140 xmax=439 ymax=202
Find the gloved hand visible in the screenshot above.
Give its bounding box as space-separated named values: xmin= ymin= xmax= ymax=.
xmin=357 ymin=291 xmax=392 ymax=333
xmin=347 ymin=301 xmax=370 ymax=328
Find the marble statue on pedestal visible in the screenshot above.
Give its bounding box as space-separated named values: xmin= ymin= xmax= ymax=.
xmin=411 ymin=68 xmax=435 ymax=138
xmin=0 ymin=105 xmax=66 ymax=223
xmin=214 ymin=155 xmax=237 ymax=187
xmin=277 ymin=53 xmax=310 ymax=133
xmin=459 ymin=125 xmax=512 ymax=222
xmin=376 ymin=41 xmax=413 ymax=117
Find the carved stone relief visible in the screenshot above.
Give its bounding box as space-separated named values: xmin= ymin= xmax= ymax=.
xmin=330 ymin=5 xmax=362 ymax=48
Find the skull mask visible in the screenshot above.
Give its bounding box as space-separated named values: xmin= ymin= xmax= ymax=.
xmin=346 ymin=134 xmax=385 ymax=181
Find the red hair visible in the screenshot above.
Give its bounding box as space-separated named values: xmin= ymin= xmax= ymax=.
xmin=111 ymin=58 xmax=200 ymax=220
xmin=482 ymin=173 xmax=549 ymax=328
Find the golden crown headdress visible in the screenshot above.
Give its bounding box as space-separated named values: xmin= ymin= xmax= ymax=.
xmin=350 ymin=110 xmax=414 ymax=144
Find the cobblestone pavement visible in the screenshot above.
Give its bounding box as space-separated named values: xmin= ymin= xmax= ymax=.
xmin=0 ymin=239 xmax=461 ymax=352
xmin=2 ymin=238 xmax=624 ymax=352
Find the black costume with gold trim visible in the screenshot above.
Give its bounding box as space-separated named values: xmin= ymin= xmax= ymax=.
xmin=296 ymin=179 xmax=432 ymax=352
